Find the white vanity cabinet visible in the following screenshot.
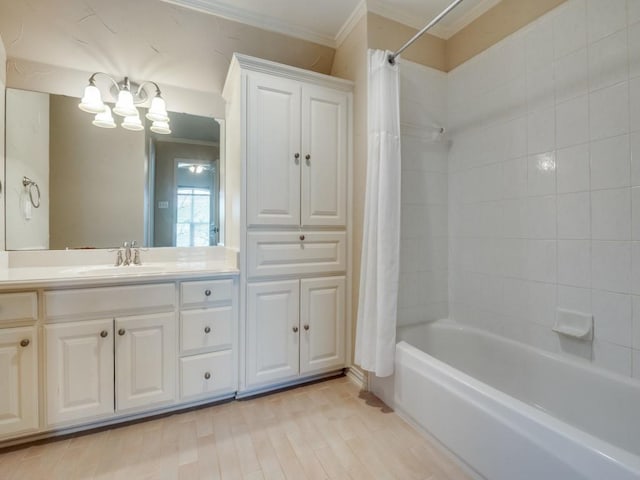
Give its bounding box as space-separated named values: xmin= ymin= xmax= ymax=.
xmin=44 ymin=283 xmax=178 ymax=426
xmin=0 ymin=292 xmax=39 ymax=439
xmin=178 ymin=278 xmax=237 ymax=400
xmin=224 ymin=54 xmax=352 ymax=395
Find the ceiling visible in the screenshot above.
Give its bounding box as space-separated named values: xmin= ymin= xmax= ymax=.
xmin=161 ymin=0 xmax=500 ymax=47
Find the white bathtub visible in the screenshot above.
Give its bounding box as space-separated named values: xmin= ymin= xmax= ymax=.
xmin=370 ymin=320 xmax=640 ymax=480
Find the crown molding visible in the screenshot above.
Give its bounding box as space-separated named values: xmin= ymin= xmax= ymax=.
xmin=442 ymin=0 xmax=502 ymax=38
xmin=161 ymin=0 xmax=336 ymax=47
xmin=335 ymin=0 xmax=367 ymax=48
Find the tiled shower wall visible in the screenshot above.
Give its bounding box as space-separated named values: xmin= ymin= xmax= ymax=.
xmin=397 ymin=60 xmax=448 ymax=327
xmin=447 ymin=0 xmax=640 ymax=376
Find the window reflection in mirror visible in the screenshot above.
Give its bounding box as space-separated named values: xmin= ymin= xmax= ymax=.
xmin=4 ymin=88 xmax=222 ymax=250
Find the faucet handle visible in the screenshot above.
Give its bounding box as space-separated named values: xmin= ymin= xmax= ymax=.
xmin=114 ymin=249 xmax=124 ymax=267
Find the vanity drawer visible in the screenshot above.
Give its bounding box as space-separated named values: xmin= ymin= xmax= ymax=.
xmin=180 ymin=307 xmax=232 ymax=354
xmin=45 ymin=283 xmax=176 ymax=321
xmin=180 ymin=350 xmax=233 ymax=399
xmin=247 ymin=231 xmax=346 ymax=278
xmin=0 ymin=292 xmax=38 ymax=324
xmin=181 ymin=279 xmax=234 ymax=307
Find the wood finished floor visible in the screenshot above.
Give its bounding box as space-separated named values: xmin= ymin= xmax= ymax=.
xmin=0 ymin=377 xmax=470 ymax=480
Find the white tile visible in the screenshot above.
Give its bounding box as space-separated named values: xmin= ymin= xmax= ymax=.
xmin=527 ymin=66 xmax=555 ymax=110
xmin=553 ymin=0 xmax=588 ymax=58
xmin=558 ymin=285 xmax=592 ymax=313
xmin=504 ymin=116 xmax=528 ymax=159
xmin=592 ymin=290 xmax=632 ymax=346
xmin=502 ymin=157 xmax=528 ymax=198
xmin=528 ymin=152 xmax=557 ymax=196
xmin=528 ymin=281 xmax=557 ymax=326
xmin=630 ymin=0 xmax=640 ymax=25
xmin=591 ymin=188 xmax=632 ymax=240
xmin=528 ymin=107 xmax=556 ymax=154
xmin=527 ymin=195 xmax=556 ymax=239
xmin=500 ymin=238 xmax=528 ymax=278
xmin=589 ymin=82 xmax=630 ymax=141
xmin=527 ymin=239 xmax=557 ymax=283
xmin=554 ymin=48 xmax=588 ymax=103
xmin=632 ymin=242 xmax=640 ymax=294
xmin=632 ymin=132 xmax=640 ymax=185
xmin=592 ymin=240 xmax=632 ymax=293
xmin=632 ymin=188 xmax=640 ymax=240
xmin=556 ymin=95 xmax=589 ymax=148
xmin=557 ymin=192 xmax=590 ymax=239
xmin=501 ymin=199 xmax=527 ymax=238
xmin=629 ymin=22 xmax=640 ymax=79
xmin=586 ymin=0 xmax=627 ymax=43
xmin=633 ymin=295 xmax=640 ymax=349
xmin=590 ymin=134 xmax=631 ymax=190
xmin=527 ymin=322 xmax=561 ymax=354
xmin=525 ymin=17 xmax=555 ymax=71
xmin=558 ymin=239 xmax=591 ymax=287
xmin=633 ymin=350 xmax=640 ymax=380
xmin=631 ymin=77 xmax=640 ymax=132
xmin=593 ymin=340 xmax=632 ymax=375
xmin=557 ymin=143 xmax=590 ymax=193
xmin=588 ymin=29 xmax=628 ymax=91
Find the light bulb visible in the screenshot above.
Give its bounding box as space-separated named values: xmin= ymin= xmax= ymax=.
xmin=195 ymin=165 xmax=204 ymax=174
xmin=150 ymin=120 xmax=171 ymax=135
xmin=122 ymin=113 xmax=144 ymax=131
xmin=92 ymin=105 xmax=116 ymax=128
xmin=113 ymin=89 xmax=137 ymax=117
xmin=79 ymin=84 xmax=105 ymax=114
xmin=189 ymin=165 xmax=196 ymax=173
xmin=146 ymin=94 xmax=169 ymax=122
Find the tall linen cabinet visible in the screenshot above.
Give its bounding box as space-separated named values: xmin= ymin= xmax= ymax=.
xmin=223 ymin=54 xmax=353 ymax=395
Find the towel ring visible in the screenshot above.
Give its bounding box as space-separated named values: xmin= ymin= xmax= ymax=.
xmin=22 ymin=177 xmax=41 ymax=208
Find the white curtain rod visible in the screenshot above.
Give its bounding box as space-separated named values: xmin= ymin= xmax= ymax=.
xmin=387 ymin=0 xmax=465 ymax=65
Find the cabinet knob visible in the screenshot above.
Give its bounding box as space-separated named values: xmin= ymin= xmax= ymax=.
xmin=292 ymin=326 xmax=299 ymax=333
xmin=305 ymin=154 xmax=311 ymax=161
xmin=118 ymin=329 xmax=126 ymax=336
xmin=205 ymin=289 xmax=212 ymax=297
xmin=204 ymin=326 xmax=211 ymax=334
xmin=204 ymin=372 xmax=211 ymax=380
xmin=100 ymin=330 xmax=108 ymax=338
xmin=299 ymin=234 xmax=305 ymax=241
xmin=294 ymin=153 xmax=300 ymax=160
xmin=303 ymin=325 xmax=309 ymax=331
xmin=20 ymin=339 xmax=30 ymax=347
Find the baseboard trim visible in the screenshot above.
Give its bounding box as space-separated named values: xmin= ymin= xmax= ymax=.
xmin=346 ymin=365 xmax=368 ymax=390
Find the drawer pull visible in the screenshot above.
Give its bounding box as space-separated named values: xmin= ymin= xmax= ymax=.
xmin=204 ymin=326 xmax=211 ymax=334
xmin=303 ymin=324 xmax=309 ymax=331
xmin=299 ymin=234 xmax=305 ymax=241
xmin=204 ymin=372 xmax=211 ymax=380
xmin=294 ymin=152 xmax=300 ymax=164
xmin=20 ymin=339 xmax=30 ymax=347
xmin=205 ymin=289 xmax=212 ymax=297
xmin=292 ymin=326 xmax=299 ymax=333
xmin=118 ymin=329 xmax=126 ymax=336
xmin=100 ymin=330 xmax=108 ymax=338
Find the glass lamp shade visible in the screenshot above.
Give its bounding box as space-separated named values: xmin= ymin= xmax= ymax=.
xmin=121 ymin=113 xmax=144 ymax=131
xmin=150 ymin=120 xmax=171 ymax=135
xmin=146 ymin=95 xmax=169 ymax=122
xmin=78 ymin=84 xmax=105 ymax=114
xmin=92 ymin=106 xmax=117 ymax=128
xmin=113 ymin=89 xmax=137 ymax=117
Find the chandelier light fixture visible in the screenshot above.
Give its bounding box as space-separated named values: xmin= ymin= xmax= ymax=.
xmin=78 ymin=73 xmax=171 ymax=134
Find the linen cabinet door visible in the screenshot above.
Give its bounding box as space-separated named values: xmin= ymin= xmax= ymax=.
xmin=301 ymin=85 xmax=348 ymax=227
xmin=300 ymin=276 xmax=345 ymax=374
xmin=45 ymin=319 xmax=114 ymax=425
xmin=246 ymin=280 xmax=300 ymax=386
xmin=0 ymin=327 xmax=38 ymax=437
xmin=115 ymin=312 xmax=176 ymax=411
xmin=246 ymin=73 xmax=301 ymax=226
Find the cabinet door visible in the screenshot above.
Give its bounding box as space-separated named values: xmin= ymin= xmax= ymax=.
xmin=246 ymin=280 xmax=299 ymax=386
xmin=115 ymin=312 xmax=176 ymax=411
xmin=301 ymin=86 xmax=348 ymax=227
xmin=247 ymin=73 xmax=301 ymax=226
xmin=45 ymin=319 xmax=114 ymax=425
xmin=300 ymin=277 xmax=345 ymax=374
xmin=0 ymin=327 xmax=38 ymax=437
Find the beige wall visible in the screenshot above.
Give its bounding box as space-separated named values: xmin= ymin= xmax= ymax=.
xmin=49 ymin=95 xmax=145 ymax=249
xmin=367 ymin=13 xmax=446 ymax=72
xmin=446 ymin=0 xmax=567 ymax=71
xmin=0 ymin=34 xmax=6 ymax=251
xmin=331 ymin=15 xmax=368 ymax=363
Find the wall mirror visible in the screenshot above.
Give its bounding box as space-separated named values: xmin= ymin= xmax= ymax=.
xmin=4 ymin=88 xmax=223 ymax=250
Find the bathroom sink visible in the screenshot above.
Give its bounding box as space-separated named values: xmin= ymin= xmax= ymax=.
xmin=63 ymin=263 xmax=170 ymax=276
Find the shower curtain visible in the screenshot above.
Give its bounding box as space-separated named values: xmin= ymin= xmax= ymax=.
xmin=355 ymin=49 xmax=401 ymax=378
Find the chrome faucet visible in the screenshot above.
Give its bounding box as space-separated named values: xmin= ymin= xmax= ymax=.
xmin=114 ymin=248 xmax=124 ymax=266
xmin=123 ymin=241 xmax=132 ymax=266
xmin=131 ymin=240 xmax=142 ymax=265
